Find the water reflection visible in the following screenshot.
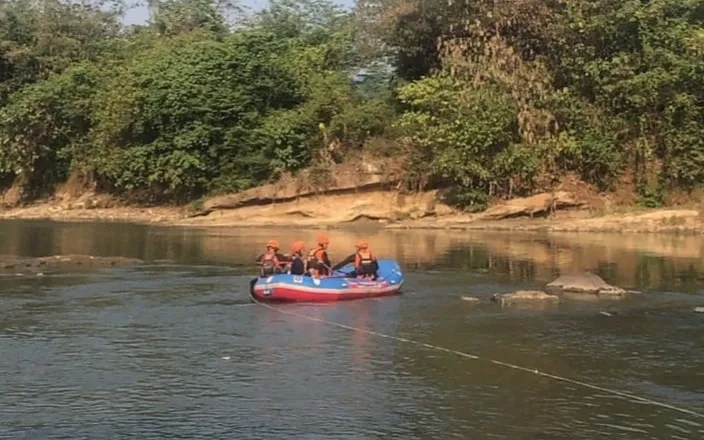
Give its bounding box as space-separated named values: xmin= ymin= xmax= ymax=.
xmin=1 ymin=220 xmax=703 ymax=293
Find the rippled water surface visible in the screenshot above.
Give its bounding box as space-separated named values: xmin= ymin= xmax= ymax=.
xmin=1 ymin=220 xmax=703 ymax=439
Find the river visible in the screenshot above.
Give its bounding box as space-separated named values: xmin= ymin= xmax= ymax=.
xmin=1 ymin=219 xmax=703 ymax=439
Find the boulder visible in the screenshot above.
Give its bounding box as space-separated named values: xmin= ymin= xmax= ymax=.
xmin=479 ymin=191 xmax=585 ymax=221
xmin=434 ymin=203 xmax=456 ymax=217
xmin=68 ymin=193 xmax=115 ymax=210
xmin=491 ymin=290 xmax=559 ymax=305
xmin=546 ymin=272 xmax=626 ymax=296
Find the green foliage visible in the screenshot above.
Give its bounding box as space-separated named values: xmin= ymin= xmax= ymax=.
xmin=637 ymin=182 xmax=665 ymax=208
xmin=352 ymin=0 xmax=703 ymax=209
xmin=148 ymin=0 xmax=232 ymax=36
xmin=85 ymin=34 xmax=300 ymax=200
xmin=0 ymin=63 xmax=100 ymax=196
xmin=0 ymin=0 xmax=394 ymax=202
xmin=550 ymin=0 xmax=704 ymax=190
xmin=492 ymin=143 xmax=542 ymax=196
xmin=547 ymin=91 xmax=624 ymax=190
xmin=1 ymin=0 xmax=703 ymax=210
xmin=662 ymin=94 xmax=704 ymax=188
xmin=396 ymin=76 xmax=517 ymax=209
xmin=0 ymin=0 xmax=120 ymax=104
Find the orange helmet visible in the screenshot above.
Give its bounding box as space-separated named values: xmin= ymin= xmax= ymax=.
xmin=266 ymin=239 xmax=280 ymax=249
xmin=356 ymin=240 xmax=369 ymax=249
xmin=291 ymin=240 xmax=305 ymax=253
xmin=317 ymin=235 xmax=330 ymax=245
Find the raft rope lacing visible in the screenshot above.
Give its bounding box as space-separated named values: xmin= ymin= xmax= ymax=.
xmin=251 ymin=298 xmax=704 ymax=419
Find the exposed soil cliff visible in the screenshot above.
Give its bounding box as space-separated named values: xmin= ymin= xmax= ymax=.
xmin=1 ymin=161 xmax=702 ymax=233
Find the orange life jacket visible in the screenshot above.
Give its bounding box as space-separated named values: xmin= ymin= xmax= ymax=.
xmin=308 ymin=247 xmax=330 ymax=275
xmin=308 ymin=247 xmax=326 ymax=262
xmin=354 ymin=249 xmax=375 ymax=267
xmin=260 ymin=250 xmax=280 ymax=276
xmin=355 ymin=250 xmax=376 ymax=278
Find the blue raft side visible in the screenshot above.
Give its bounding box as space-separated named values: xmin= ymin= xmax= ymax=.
xmin=253 ymin=259 xmax=405 ymax=290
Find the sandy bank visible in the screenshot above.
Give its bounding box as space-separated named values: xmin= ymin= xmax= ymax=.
xmin=0 ymin=203 xmax=183 ymax=224
xmin=386 ymin=209 xmax=704 ymax=234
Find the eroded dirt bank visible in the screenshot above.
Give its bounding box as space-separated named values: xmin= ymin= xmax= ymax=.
xmin=1 ymin=161 xmax=702 ymax=233
xmin=1 ymin=189 xmax=702 ymax=233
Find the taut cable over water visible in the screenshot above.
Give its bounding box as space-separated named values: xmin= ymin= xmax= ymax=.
xmin=251 ymin=298 xmax=704 ymax=420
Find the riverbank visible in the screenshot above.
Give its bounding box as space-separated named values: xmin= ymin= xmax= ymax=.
xmin=387 ymin=208 xmax=704 ymax=233
xmin=1 ymin=192 xmax=702 ymax=234
xmin=3 ymin=159 xmax=703 ymax=233
xmin=0 ymin=201 xmax=184 ymax=224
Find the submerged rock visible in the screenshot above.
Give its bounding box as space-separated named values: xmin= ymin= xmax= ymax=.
xmin=0 ymin=254 xmax=144 ymax=274
xmin=546 ymin=272 xmax=626 ymax=296
xmin=491 ymin=290 xmax=559 ymax=305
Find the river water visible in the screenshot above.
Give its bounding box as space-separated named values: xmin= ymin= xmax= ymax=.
xmin=1 ymin=219 xmax=703 ymax=439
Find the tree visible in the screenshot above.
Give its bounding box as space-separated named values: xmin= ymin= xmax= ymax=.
xmin=0 ymin=0 xmax=121 ymax=104
xmin=147 ymin=0 xmax=237 ymax=36
xmin=0 ymin=63 xmax=101 ymax=197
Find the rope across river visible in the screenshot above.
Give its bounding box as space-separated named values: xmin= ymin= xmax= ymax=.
xmin=251 ymin=297 xmax=704 ymax=420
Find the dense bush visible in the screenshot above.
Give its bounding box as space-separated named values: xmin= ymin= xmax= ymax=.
xmin=1 ymin=0 xmax=702 ymax=209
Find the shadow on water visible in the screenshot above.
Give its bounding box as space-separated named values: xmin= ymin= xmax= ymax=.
xmin=0 ymin=220 xmax=703 ymax=439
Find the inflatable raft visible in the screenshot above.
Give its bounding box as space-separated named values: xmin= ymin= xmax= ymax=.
xmin=250 ymin=259 xmax=404 ymax=303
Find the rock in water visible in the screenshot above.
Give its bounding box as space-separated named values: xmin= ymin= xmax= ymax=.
xmin=461 ymin=296 xmax=481 ymax=303
xmin=695 ymin=307 xmax=704 ymax=314
xmin=546 ymin=272 xmax=626 ymax=296
xmin=491 ymin=290 xmax=559 ymax=305
xmin=0 ymin=254 xmax=144 ymax=275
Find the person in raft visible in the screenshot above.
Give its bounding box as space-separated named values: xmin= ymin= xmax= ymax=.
xmin=288 ymin=240 xmax=307 ymax=276
xmin=255 ymin=240 xmax=288 ymax=277
xmin=331 ymin=240 xmax=379 ymax=280
xmin=307 ymin=235 xmax=332 ymax=278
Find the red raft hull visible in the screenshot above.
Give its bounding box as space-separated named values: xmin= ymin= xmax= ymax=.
xmin=251 ymin=280 xmax=403 ymax=303
xmin=250 ymin=260 xmax=405 ymax=303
